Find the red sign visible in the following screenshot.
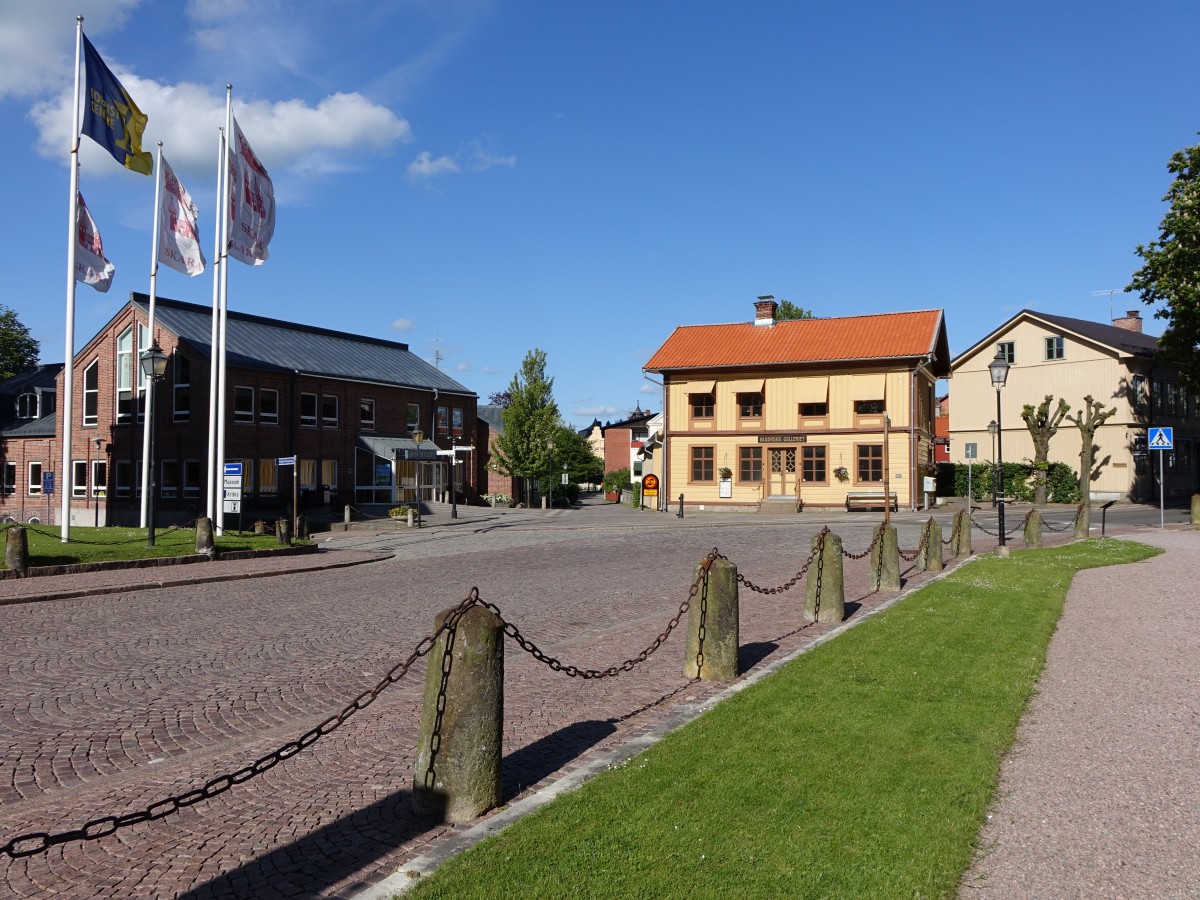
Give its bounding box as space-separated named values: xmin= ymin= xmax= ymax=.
xmin=642 ymin=474 xmax=659 ymax=494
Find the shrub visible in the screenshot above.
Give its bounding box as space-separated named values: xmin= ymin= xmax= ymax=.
xmin=937 ymin=461 xmax=1080 ymax=504
xmin=603 ymin=468 xmax=630 ymax=494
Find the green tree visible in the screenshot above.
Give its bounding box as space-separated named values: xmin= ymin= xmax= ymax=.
xmin=0 ymin=305 xmax=40 ymax=381
xmin=1127 ymin=139 xmax=1200 ymax=390
xmin=1020 ymin=395 xmax=1070 ymax=506
xmin=776 ymin=299 xmax=815 ymax=320
xmin=490 ymin=349 xmax=561 ymax=500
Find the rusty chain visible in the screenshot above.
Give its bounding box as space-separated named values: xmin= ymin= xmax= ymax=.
xmin=898 ymin=523 xmax=931 ymax=562
xmin=841 ymin=526 xmax=882 ymax=561
xmin=811 ymin=528 xmax=826 ymax=621
xmin=0 ymin=592 xmax=475 ymax=860
xmin=18 ymin=520 xmax=197 ymax=546
xmin=735 ymin=535 xmax=821 ymax=594
xmin=477 ymin=549 xmax=722 ymax=680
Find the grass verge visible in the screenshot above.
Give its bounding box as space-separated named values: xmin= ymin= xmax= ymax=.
xmin=405 ymin=539 xmax=1160 ymax=900
xmin=1 ymin=523 xmax=305 ymax=568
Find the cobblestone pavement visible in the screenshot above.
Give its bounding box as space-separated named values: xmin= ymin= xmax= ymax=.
xmin=0 ymin=501 xmax=1106 ymax=898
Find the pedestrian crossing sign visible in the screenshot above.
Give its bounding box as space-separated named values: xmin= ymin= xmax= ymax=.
xmin=1148 ymin=426 xmax=1174 ymax=450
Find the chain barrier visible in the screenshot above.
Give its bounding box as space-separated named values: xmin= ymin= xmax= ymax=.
xmin=897 ymin=524 xmax=931 ymax=563
xmin=477 ymin=549 xmax=722 ymax=680
xmin=0 ymin=591 xmax=474 ymax=860
xmin=18 ymin=521 xmax=197 ymax=546
xmin=811 ymin=529 xmax=826 ymax=622
xmin=1040 ymin=507 xmax=1080 ymax=533
xmin=841 ymin=526 xmax=881 ymax=561
xmin=735 ymin=534 xmax=821 ymax=594
xmin=968 ymin=514 xmax=1001 ymax=537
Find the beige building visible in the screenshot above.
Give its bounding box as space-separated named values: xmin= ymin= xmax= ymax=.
xmin=949 ymin=309 xmax=1199 ymax=501
xmin=643 ymin=298 xmax=951 ymax=511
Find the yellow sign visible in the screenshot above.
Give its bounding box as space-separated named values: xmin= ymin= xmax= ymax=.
xmin=642 ymin=473 xmax=659 ymax=496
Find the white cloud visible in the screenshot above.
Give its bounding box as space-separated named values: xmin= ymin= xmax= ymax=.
xmin=466 ymin=139 xmax=515 ymax=171
xmin=575 ymin=405 xmax=618 ymax=417
xmin=0 ymin=0 xmax=140 ymax=100
xmin=455 ymin=362 xmax=469 ymax=372
xmin=639 ymin=383 xmax=659 ymax=394
xmin=391 ymin=318 xmax=414 ymax=332
xmin=30 ymin=80 xmax=411 ymax=181
xmin=407 ymin=150 xmax=459 ymax=183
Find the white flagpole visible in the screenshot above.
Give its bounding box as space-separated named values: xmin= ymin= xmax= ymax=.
xmin=205 ymin=122 xmax=226 ymax=525
xmin=60 ymin=16 xmax=85 ymax=542
xmin=215 ymin=85 xmax=232 ymax=534
xmin=140 ymin=142 xmax=164 ymax=528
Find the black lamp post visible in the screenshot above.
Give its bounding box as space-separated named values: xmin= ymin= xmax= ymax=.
xmin=546 ymin=437 xmax=554 ymax=508
xmin=450 ymin=437 xmax=458 ymax=519
xmin=988 ymin=350 xmax=1011 ymax=546
xmin=139 ymin=341 xmax=169 ymax=547
xmin=412 ymin=427 xmax=424 ymax=525
xmin=93 ymin=437 xmax=104 ymax=528
xmin=987 ymin=420 xmax=998 ymax=507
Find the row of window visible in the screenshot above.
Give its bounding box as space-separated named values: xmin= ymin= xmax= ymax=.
xmin=1150 ymin=379 xmax=1197 ymax=420
xmin=2 ymin=459 xmax=341 ymax=498
xmin=688 ymin=445 xmax=884 ymax=484
xmin=995 ymin=337 xmax=1064 ymax=364
xmin=688 ymin=393 xmax=886 ymax=421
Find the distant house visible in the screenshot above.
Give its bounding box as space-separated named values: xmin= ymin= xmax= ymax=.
xmin=478 ymin=404 xmax=521 ymax=503
xmin=602 ymin=407 xmax=656 ymax=478
xmin=0 ymin=364 xmax=64 ymax=523
xmin=950 ymin=308 xmax=1199 ymax=501
xmin=0 ymin=293 xmax=478 ymax=527
xmin=933 ymin=394 xmax=950 ymax=463
xmin=644 ymin=297 xmax=950 ymax=511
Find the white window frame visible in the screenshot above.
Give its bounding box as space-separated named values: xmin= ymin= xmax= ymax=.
xmin=1045 ymin=336 xmax=1064 ymax=360
xmin=322 ymin=394 xmax=339 ymax=428
xmin=173 ymin=352 xmax=190 ymax=423
xmin=300 ymin=392 xmax=317 ymax=428
xmin=234 ymin=385 xmax=255 ymax=424
xmin=72 ymin=459 xmax=87 ymax=498
xmin=116 ymin=326 xmax=133 ymax=423
xmin=91 ymin=459 xmax=107 ymax=498
xmin=259 ymin=388 xmax=279 ymax=425
xmin=28 ymin=462 xmax=43 ymax=495
xmin=83 ymin=360 xmax=99 ymax=426
xmin=2 ymin=462 xmax=15 ymax=495
xmin=360 ymin=398 xmax=376 ymax=431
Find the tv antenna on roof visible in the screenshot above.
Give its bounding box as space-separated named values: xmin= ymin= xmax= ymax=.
xmin=432 ymin=336 xmax=443 ymax=370
xmin=1091 ymin=289 xmax=1121 ymax=322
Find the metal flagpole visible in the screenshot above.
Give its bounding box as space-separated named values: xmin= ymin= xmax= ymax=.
xmin=60 ymin=17 xmax=85 ymax=542
xmin=140 ymin=143 xmax=165 ymax=528
xmin=205 ymin=123 xmax=225 ymax=524
xmin=215 ymin=86 xmax=232 ymax=534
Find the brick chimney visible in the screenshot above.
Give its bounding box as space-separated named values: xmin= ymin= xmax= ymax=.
xmin=1112 ymin=309 xmax=1143 ymax=333
xmin=754 ymin=295 xmax=777 ymax=327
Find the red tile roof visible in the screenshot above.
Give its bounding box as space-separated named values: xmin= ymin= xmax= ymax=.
xmin=645 ymin=310 xmax=945 ymax=371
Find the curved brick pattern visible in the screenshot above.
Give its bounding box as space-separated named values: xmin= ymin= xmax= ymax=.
xmin=0 ymin=502 xmax=1098 ymax=898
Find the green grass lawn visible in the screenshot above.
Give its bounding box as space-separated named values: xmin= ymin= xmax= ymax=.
xmin=1 ymin=523 xmax=305 ymax=568
xmin=405 ymin=539 xmax=1159 ymax=900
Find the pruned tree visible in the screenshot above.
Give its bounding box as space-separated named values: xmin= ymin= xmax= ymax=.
xmin=1020 ymin=395 xmax=1070 ymax=505
xmin=490 ymin=349 xmax=561 ymax=503
xmin=1065 ymin=395 xmax=1116 ymax=537
xmin=1127 ymin=139 xmax=1200 ymax=392
xmin=0 ymin=305 xmax=40 ymax=381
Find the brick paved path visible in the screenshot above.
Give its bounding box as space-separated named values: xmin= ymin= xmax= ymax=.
xmin=0 ymin=507 xmax=1069 ymax=899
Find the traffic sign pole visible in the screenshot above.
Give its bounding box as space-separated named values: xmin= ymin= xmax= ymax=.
xmin=1149 ymin=427 xmax=1174 ymax=531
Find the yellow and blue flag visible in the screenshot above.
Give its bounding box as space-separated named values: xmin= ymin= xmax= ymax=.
xmin=81 ymin=33 xmax=152 ymax=176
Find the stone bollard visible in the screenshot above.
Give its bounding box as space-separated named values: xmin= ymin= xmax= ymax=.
xmin=195 ymin=517 xmax=216 ymax=558
xmin=1023 ymin=509 xmax=1043 ymax=548
xmin=952 ymin=508 xmax=972 ymax=558
xmin=804 ymin=530 xmax=844 ymax=624
xmin=275 ymin=518 xmax=291 ymax=546
xmin=253 ymin=519 xmax=268 ymax=535
xmin=917 ymin=517 xmax=943 ymax=572
xmin=296 ymin=515 xmax=309 ymax=540
xmin=5 ymin=525 xmax=29 ymax=577
xmin=412 ymin=603 xmax=503 ymax=823
xmin=343 ymin=504 xmax=351 ymax=531
xmin=869 ymin=523 xmax=901 ymax=592
xmin=684 ymin=556 xmax=739 ymax=680
xmin=1191 ymin=494 xmax=1199 ymax=527
xmin=407 ymin=507 xmax=415 ymax=528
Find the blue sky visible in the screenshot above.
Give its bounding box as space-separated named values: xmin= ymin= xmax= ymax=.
xmin=2 ymin=0 xmax=1195 ymax=428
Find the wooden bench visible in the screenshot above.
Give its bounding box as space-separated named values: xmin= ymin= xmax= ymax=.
xmin=845 ymin=491 xmax=898 ymax=512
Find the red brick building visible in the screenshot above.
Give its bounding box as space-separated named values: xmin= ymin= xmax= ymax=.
xmin=1 ymin=294 xmax=479 ymax=527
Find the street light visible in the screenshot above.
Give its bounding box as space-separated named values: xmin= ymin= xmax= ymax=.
xmin=546 ymin=437 xmax=555 ymax=509
xmin=93 ymin=437 xmax=104 ymax=528
xmin=988 ymin=349 xmax=1011 ymax=547
xmin=412 ymin=427 xmax=424 ymax=526
xmin=987 ymin=420 xmax=998 ymax=507
xmin=139 ymin=341 xmax=169 ymax=547
xmin=450 ymin=436 xmax=458 ymax=519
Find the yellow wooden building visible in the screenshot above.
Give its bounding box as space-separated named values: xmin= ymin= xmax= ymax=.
xmin=643 ymin=298 xmax=951 ymax=511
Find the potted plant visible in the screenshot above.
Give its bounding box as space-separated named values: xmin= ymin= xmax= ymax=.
xmin=834 ymin=466 xmax=850 ymax=483
xmin=718 ymin=466 xmax=733 ymax=480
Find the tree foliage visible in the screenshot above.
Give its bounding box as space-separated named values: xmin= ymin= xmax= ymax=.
xmin=1127 ymin=139 xmax=1200 ymax=390
xmin=776 ymin=300 xmax=815 ymax=320
xmin=1020 ymin=395 xmax=1070 ymax=505
xmin=490 ymin=349 xmax=561 ymax=481
xmin=487 ymin=389 xmax=513 ymax=408
xmin=0 ymin=305 xmax=40 ymax=381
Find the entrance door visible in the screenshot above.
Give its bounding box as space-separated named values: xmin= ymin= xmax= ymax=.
xmin=768 ymin=447 xmax=796 ymax=497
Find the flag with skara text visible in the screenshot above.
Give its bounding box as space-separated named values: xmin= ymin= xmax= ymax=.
xmin=75 ymin=192 xmax=115 ymax=292
xmin=81 ymin=33 xmax=152 ymax=176
xmin=227 ymin=117 xmax=275 ymax=265
xmin=159 ymin=156 xmax=206 ymax=276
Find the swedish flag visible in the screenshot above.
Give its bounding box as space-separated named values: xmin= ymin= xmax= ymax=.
xmin=81 ymin=33 xmax=152 ymax=176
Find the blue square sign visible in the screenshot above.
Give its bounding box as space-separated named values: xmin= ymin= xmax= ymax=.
xmin=1148 ymin=427 xmax=1174 ymax=450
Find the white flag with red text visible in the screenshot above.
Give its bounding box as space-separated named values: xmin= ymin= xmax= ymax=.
xmin=159 ymin=155 xmax=206 ymax=276
xmin=227 ymin=117 xmax=275 ymax=266
xmin=75 ymin=191 xmax=115 ymax=292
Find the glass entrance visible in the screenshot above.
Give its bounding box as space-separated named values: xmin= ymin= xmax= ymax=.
xmin=768 ymin=447 xmax=796 ymax=497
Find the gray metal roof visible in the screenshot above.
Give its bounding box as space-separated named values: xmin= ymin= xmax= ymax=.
xmin=0 ymin=364 xmax=62 ymax=437
xmin=133 ymin=295 xmax=475 ymax=396
xmin=477 ymin=404 xmax=505 ymax=432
